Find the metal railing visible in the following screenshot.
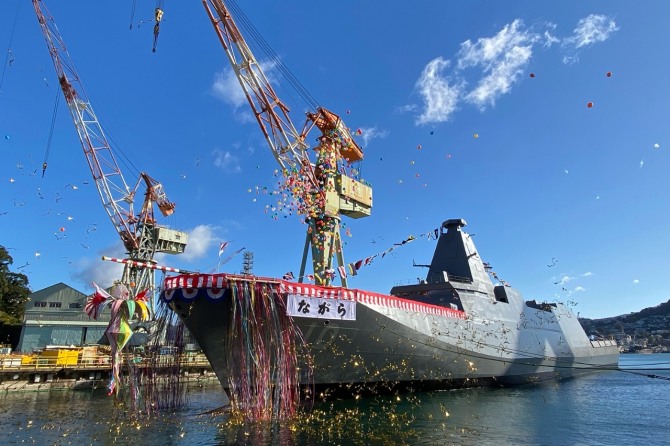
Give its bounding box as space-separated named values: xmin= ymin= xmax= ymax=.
xmin=0 ymin=353 xmax=211 ymax=372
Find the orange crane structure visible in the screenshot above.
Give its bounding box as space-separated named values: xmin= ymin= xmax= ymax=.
xmin=33 ymin=0 xmax=187 ymax=306
xmin=202 ymin=0 xmax=372 ymax=287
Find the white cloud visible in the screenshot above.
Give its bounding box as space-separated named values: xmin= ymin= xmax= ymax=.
xmin=211 ymin=60 xmax=279 ymax=123
xmin=568 ymin=14 xmax=618 ymax=49
xmin=581 ymin=272 xmax=594 ymax=277
xmin=562 ymin=55 xmax=579 ymax=65
xmin=357 ymin=126 xmax=389 ymax=148
xmin=412 ymin=14 xmax=618 ymax=122
xmin=212 ymin=148 xmax=241 ymax=173
xmin=69 ymin=226 xmax=216 ymax=291
xmin=464 ymin=45 xmax=533 ymax=109
xmin=574 ymin=286 xmax=586 ymax=292
xmin=632 ymin=279 xmax=640 ymax=285
xmin=395 ymin=104 xmax=417 ymax=114
xmin=457 ymin=20 xmax=534 ymax=70
xmin=561 ymin=15 xmax=618 ymax=65
xmin=72 ymin=244 xmax=126 ymax=290
xmin=415 ymin=57 xmax=463 ymax=124
xmin=211 ymin=68 xmax=246 ymax=109
xmin=543 ymin=28 xmax=560 ymax=48
xmin=177 ymin=224 xmax=217 ymax=262
xmin=457 ymin=20 xmax=538 ymax=109
xmin=556 ymin=275 xmax=573 ymax=285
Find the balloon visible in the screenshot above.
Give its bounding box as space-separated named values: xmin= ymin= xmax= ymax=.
xmin=473 ymin=133 xmax=479 ymax=139
xmin=417 ymin=145 xmax=422 ymax=150
xmin=529 ymin=73 xmax=535 ymax=78
xmin=4 ymin=135 xmax=9 ymax=140
xmin=606 ymin=72 xmax=612 ymax=77
xmin=587 ymin=102 xmax=593 ymax=108
xmin=59 ymin=227 xmax=65 ymax=232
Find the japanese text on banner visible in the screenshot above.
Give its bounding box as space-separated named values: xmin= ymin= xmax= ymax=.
xmin=287 ymin=295 xmax=356 ymax=321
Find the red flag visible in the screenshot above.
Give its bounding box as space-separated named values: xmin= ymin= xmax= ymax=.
xmin=135 ymin=288 xmax=150 ymax=302
xmin=338 ymin=265 xmax=347 ymax=279
xmin=218 ymin=241 xmax=229 ymax=257
xmin=85 ymin=282 xmax=110 ymax=320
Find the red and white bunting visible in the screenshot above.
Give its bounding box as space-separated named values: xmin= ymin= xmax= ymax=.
xmin=102 ymin=256 xmax=188 ymax=273
xmin=161 ymin=273 xmax=466 ymax=320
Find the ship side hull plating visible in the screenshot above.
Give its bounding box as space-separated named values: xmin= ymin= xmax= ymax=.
xmin=162 ymin=218 xmax=618 ymax=395
xmin=168 ymin=289 xmax=618 ymax=393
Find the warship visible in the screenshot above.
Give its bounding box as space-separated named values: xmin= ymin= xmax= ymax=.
xmin=159 ymin=218 xmax=619 ymax=396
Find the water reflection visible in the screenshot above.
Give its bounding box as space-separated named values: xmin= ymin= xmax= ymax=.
xmin=1 ymin=356 xmax=668 ymax=446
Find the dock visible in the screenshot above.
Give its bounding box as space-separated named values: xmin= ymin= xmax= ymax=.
xmin=0 ymin=349 xmax=215 ymax=392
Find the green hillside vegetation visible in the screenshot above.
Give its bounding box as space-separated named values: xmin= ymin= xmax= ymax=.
xmin=579 ymin=299 xmax=670 ymax=350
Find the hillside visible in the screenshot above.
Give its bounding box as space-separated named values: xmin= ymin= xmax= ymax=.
xmin=579 ymin=299 xmax=670 ymax=349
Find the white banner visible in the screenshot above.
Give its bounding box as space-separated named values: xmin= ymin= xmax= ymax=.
xmin=286 ymin=294 xmax=356 ymax=321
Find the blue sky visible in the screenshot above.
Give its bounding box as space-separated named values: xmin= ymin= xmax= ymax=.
xmin=1 ymin=1 xmax=668 ymax=319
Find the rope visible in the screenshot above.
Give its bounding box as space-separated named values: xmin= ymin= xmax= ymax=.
xmin=0 ymin=0 xmax=21 ymax=94
xmin=227 ymin=0 xmax=321 ymax=112
xmin=129 ymin=0 xmax=137 ymax=29
xmin=42 ymin=89 xmax=61 ymax=178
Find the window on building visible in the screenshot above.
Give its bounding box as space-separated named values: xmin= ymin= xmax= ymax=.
xmin=49 ymin=302 xmax=62 ymax=308
xmin=33 ymin=302 xmax=47 ymax=308
xmin=69 ymin=303 xmax=82 ymax=309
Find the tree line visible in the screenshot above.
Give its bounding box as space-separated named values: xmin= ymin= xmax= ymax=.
xmin=0 ymin=245 xmax=31 ymax=346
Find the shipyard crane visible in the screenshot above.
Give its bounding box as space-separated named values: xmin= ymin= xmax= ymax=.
xmin=33 ymin=0 xmax=188 ymax=308
xmin=202 ymin=0 xmax=372 ymax=287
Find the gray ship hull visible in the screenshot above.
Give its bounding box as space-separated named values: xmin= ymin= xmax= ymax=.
xmin=160 ymin=218 xmax=618 ymax=395
xmin=162 ymin=277 xmax=618 ymax=393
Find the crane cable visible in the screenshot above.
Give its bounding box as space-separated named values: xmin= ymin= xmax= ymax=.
xmin=227 ymin=0 xmax=320 ymax=112
xmin=42 ymin=88 xmax=60 ymax=178
xmin=129 ymin=0 xmax=137 ymax=30
xmin=0 ymin=0 xmax=21 ymax=95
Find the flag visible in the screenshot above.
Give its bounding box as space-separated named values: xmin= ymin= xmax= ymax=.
xmin=218 ymin=241 xmax=229 ymax=257
xmin=135 ymin=288 xmax=150 ymax=302
xmin=306 ymin=274 xmax=314 ymax=282
xmin=85 ymin=282 xmax=110 ymax=320
xmin=338 ymin=265 xmax=347 ymax=279
xmin=283 ymin=271 xmax=295 ymax=280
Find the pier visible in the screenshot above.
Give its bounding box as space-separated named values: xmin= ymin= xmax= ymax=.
xmin=0 ymin=349 xmax=215 ymax=392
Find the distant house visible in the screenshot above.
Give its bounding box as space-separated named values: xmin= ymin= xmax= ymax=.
xmin=17 ymin=283 xmax=110 ymax=353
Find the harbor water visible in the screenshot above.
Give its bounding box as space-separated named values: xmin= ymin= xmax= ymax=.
xmin=0 ymin=354 xmax=668 ymax=445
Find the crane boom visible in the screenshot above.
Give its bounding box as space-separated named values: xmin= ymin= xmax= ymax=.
xmin=203 ymin=0 xmax=372 ymax=287
xmin=202 ymin=0 xmax=312 ymax=175
xmin=34 ymin=0 xmax=136 ymax=248
xmin=33 ymin=0 xmax=187 ymax=303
